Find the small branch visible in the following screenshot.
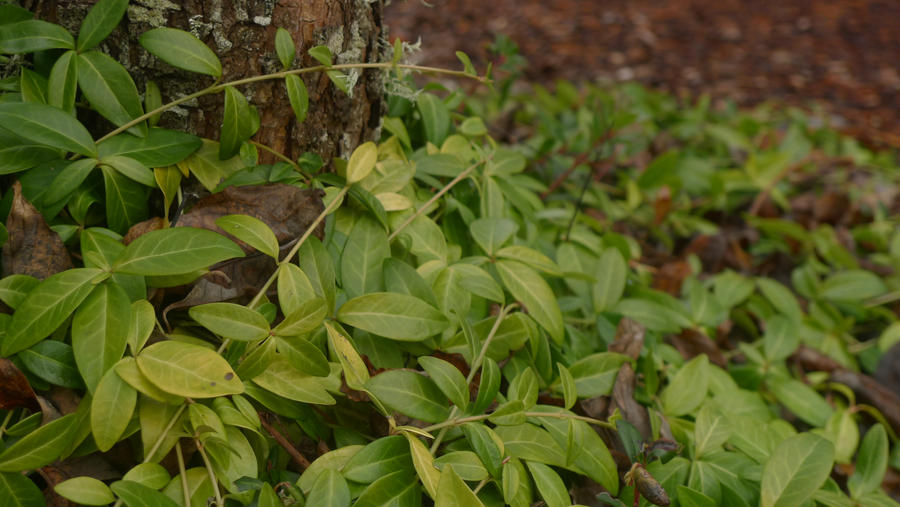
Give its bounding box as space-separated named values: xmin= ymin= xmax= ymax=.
xmin=249 ymin=140 xmax=310 ymax=183
xmin=194 ymin=439 xmax=223 ymax=506
xmin=539 ymin=129 xmax=615 ymax=200
xmin=388 ymin=158 xmax=484 ymax=242
xmin=175 ymin=443 xmax=191 ymax=507
xmin=259 ymin=412 xmax=311 ymax=471
xmin=96 ymin=63 xmax=489 ymax=144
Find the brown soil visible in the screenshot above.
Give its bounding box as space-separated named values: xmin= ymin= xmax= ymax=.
xmin=386 ymin=0 xmax=900 ymax=148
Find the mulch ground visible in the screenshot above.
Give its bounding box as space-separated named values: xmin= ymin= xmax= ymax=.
xmin=386 ymin=0 xmax=900 ymax=149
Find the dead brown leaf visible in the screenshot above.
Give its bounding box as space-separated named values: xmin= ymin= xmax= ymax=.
xmin=668 ymin=328 xmax=727 ymax=367
xmin=2 ymin=182 xmax=73 ymax=278
xmin=609 ymin=317 xmax=646 ymax=360
xmin=611 ymin=363 xmax=653 ymax=440
xmin=0 ymin=357 xmax=39 ymax=411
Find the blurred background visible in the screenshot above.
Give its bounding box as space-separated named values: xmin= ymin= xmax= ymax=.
xmin=386 ymin=0 xmax=900 ymax=148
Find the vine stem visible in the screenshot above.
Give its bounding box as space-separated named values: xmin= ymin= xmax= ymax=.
xmin=429 ymin=303 xmax=516 ymax=453
xmin=420 ymin=410 xmax=614 ymax=434
xmin=96 ymin=63 xmax=489 ymax=145
xmin=388 ymin=157 xmax=485 ymax=242
xmin=175 ymin=443 xmax=191 ymax=507
xmin=249 ymin=140 xmax=310 ymax=183
xmin=195 ymin=438 xmax=223 ymax=506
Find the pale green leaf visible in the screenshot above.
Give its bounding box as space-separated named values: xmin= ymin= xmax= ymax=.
xmin=139 ymin=28 xmax=222 ymax=77
xmin=189 ymin=302 xmax=270 ymax=341
xmin=91 ymin=368 xmax=137 ymax=451
xmin=113 ymin=227 xmax=244 ymax=276
xmin=337 ymin=292 xmax=448 ymax=341
xmin=760 ymin=433 xmax=835 ymax=507
xmin=137 ymin=340 xmax=243 ymax=398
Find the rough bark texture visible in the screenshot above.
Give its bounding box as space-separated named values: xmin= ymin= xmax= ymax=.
xmin=27 ymin=0 xmax=384 ymax=164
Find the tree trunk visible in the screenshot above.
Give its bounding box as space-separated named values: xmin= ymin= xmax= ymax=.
xmin=26 ymin=0 xmax=384 ymax=164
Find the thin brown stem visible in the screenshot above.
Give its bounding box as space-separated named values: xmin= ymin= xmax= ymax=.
xmin=259 ymin=412 xmax=311 ymax=470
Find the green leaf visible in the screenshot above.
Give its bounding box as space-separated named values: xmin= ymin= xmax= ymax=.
xmin=593 ymin=247 xmax=627 ymax=311
xmin=343 ymin=435 xmax=413 ymax=483
xmin=235 ymin=338 xmax=275 ymax=381
xmin=508 ymin=367 xmax=539 ymax=409
xmin=615 ymin=297 xmax=691 ymax=333
xmin=366 ymin=369 xmax=450 ymax=422
xmin=176 ymin=139 xmax=247 ymax=190
xmin=275 ymin=27 xmax=295 ymax=69
xmin=0 ymin=274 xmax=38 ymax=309
xmin=760 ymin=433 xmax=835 ymax=507
xmin=306 ymin=468 xmax=350 ymax=507
xmin=820 ymin=270 xmax=887 ymax=302
xmin=848 ymin=424 xmax=888 ymax=498
xmin=78 ymin=51 xmax=147 ymax=136
xmin=72 ymin=281 xmax=131 ymax=392
xmin=275 ymin=334 xmax=329 ymax=377
xmin=763 ymin=315 xmax=799 ymax=362
xmin=20 ymin=68 xmax=47 ymax=104
xmin=298 ymin=237 xmax=336 ymax=314
xmin=489 ymin=400 xmax=526 ymax=426
xmin=111 ymin=480 xmax=179 ymax=507
xmin=189 ymin=302 xmax=270 ymax=341
xmin=768 ymin=374 xmax=833 ymax=427
xmin=419 ymin=356 xmax=469 ymax=410
xmin=337 ymin=292 xmax=448 ymax=341
xmin=463 ymin=423 xmax=504 ymax=480
xmin=308 ymin=45 xmax=333 ymax=66
xmin=757 ymin=278 xmax=803 ymax=321
xmin=0 ymin=102 xmax=96 ymax=157
xmin=273 ymin=297 xmax=327 ymax=337
xmin=526 ymin=461 xmax=570 ymax=507
xmin=0 ymin=5 xmax=34 ymax=25
xmin=435 ymin=464 xmax=484 ymax=507
xmin=101 ymin=166 xmax=149 ymax=234
xmin=496 ymin=245 xmax=561 ymax=276
xmin=98 ymin=128 xmax=202 ymax=167
xmin=325 ymin=321 xmax=369 ymax=391
xmin=347 ymin=141 xmax=378 ymax=184
xmin=0 ymin=471 xmax=44 ymax=507
xmin=139 ymin=28 xmax=222 ymax=77
xmin=285 ymin=74 xmax=309 ymax=124
xmin=101 ymin=155 xmax=155 ymax=187
xmin=115 ymin=357 xmax=183 ymax=404
xmin=459 ymin=116 xmax=487 ymax=137
xmin=45 ymin=158 xmax=98 ymax=204
xmin=494 ymin=423 xmax=567 ymax=467
xmin=693 ymin=403 xmax=731 ymax=458
xmin=450 ymin=263 xmax=504 ymax=302
xmin=383 ymin=258 xmax=438 ymax=306
xmin=0 ymin=19 xmax=74 ymax=53
xmin=252 ymin=356 xmax=334 ymax=404
xmin=0 ymin=140 xmax=59 ymax=175
xmin=557 ymin=363 xmax=577 ymax=410
xmin=677 ymin=485 xmax=716 ymax=507
xmin=496 ymin=260 xmax=564 ymax=344
xmin=472 ymin=357 xmax=500 ymax=413
xmin=19 ymin=341 xmax=83 ymax=389
xmin=405 ymin=432 xmax=440 ymax=499
xmin=91 ymin=367 xmax=137 ymax=452
xmin=220 ymin=86 xmax=251 ymax=159
xmin=77 ymin=0 xmax=128 ymax=51
xmin=0 ymin=414 xmax=75 ymax=471
xmin=277 ymin=262 xmax=317 ymax=317
xmin=144 ymin=80 xmax=162 ymax=127
xmin=417 ymin=93 xmax=450 ymax=145
xmin=3 ymin=268 xmax=104 ymax=356
xmin=113 ymin=227 xmax=244 ymax=276
xmin=127 ymin=299 xmax=156 ymax=354
xmin=661 ymin=354 xmax=709 ymax=416
xmin=353 ymin=470 xmax=420 ymax=507
xmin=137 ymin=340 xmax=243 ymax=398
xmin=341 ymin=216 xmax=390 ymax=298
xmin=435 ymin=451 xmax=488 ymax=481
xmin=469 ymin=217 xmax=517 ymax=255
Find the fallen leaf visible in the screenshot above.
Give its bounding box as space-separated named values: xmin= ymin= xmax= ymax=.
xmin=2 ymin=181 xmax=73 ymax=278
xmin=609 ymin=317 xmax=645 ymax=360
xmin=0 ymin=357 xmax=39 ymax=412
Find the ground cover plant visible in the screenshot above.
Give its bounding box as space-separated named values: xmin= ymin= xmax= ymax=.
xmin=0 ymin=2 xmax=899 ymax=506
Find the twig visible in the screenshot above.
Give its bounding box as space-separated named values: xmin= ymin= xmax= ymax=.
xmin=539 ymin=128 xmax=615 ymax=200
xmin=259 ymin=412 xmax=311 ymax=470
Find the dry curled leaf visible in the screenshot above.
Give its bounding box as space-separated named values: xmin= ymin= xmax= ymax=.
xmin=2 ymin=181 xmax=73 ymax=278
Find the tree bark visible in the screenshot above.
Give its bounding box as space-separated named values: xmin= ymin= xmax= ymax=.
xmin=26 ymin=0 xmax=384 ymax=164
